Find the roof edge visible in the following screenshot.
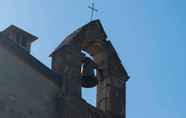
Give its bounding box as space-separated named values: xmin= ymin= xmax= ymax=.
xmin=2 ymin=25 xmax=38 ymax=42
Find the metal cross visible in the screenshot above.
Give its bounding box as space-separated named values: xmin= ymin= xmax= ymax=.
xmin=88 ymin=2 xmax=98 ymax=21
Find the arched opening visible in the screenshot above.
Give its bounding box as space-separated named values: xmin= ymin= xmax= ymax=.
xmin=81 ymin=50 xmax=97 ymax=107
xmin=80 ymin=41 xmax=106 ymax=107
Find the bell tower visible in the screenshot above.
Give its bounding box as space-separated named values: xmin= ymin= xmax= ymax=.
xmin=50 ymin=19 xmax=129 ymax=118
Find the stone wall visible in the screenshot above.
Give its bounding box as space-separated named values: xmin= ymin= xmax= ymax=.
xmin=0 ymin=41 xmax=59 ymax=118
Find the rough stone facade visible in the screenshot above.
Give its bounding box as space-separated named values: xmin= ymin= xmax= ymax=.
xmin=0 ymin=20 xmax=129 ymax=118
xmin=0 ymin=33 xmax=59 ymax=118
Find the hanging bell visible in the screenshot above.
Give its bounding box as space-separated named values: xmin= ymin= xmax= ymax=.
xmin=81 ymin=57 xmax=98 ymax=88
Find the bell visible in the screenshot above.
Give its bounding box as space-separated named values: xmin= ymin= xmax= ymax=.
xmin=81 ymin=57 xmax=98 ymax=88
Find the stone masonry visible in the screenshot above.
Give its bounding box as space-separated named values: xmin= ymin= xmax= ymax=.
xmin=0 ymin=19 xmax=129 ymax=118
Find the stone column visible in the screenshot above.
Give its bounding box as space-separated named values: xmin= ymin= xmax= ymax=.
xmin=52 ymin=44 xmax=82 ymax=97
xmin=96 ymin=41 xmax=129 ymax=118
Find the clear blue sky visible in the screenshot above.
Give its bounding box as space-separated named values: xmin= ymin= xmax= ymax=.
xmin=0 ymin=0 xmax=186 ymax=118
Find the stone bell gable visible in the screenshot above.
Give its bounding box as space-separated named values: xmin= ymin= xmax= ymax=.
xmin=51 ymin=20 xmax=129 ymax=118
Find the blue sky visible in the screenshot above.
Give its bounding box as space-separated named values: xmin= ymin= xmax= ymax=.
xmin=0 ymin=0 xmax=186 ymax=118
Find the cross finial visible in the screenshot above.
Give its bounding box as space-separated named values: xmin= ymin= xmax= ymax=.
xmin=88 ymin=0 xmax=98 ymax=21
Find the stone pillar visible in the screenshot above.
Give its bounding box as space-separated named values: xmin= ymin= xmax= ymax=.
xmin=51 ymin=44 xmax=81 ymax=97
xmin=96 ymin=41 xmax=129 ymax=118
xmin=97 ymin=68 xmax=128 ymax=118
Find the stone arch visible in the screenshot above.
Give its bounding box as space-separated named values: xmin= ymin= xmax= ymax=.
xmin=51 ymin=20 xmax=127 ymax=79
xmin=52 ymin=20 xmax=109 ymax=74
xmin=50 ymin=20 xmax=129 ymax=118
xmin=51 ymin=20 xmax=129 ymax=86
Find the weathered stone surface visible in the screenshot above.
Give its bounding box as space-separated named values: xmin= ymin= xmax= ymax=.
xmin=52 ymin=44 xmax=82 ymax=97
xmin=0 ymin=19 xmax=129 ymax=118
xmin=1 ymin=25 xmax=38 ymax=53
xmin=51 ymin=20 xmax=129 ymax=118
xmin=0 ymin=39 xmax=59 ymax=118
